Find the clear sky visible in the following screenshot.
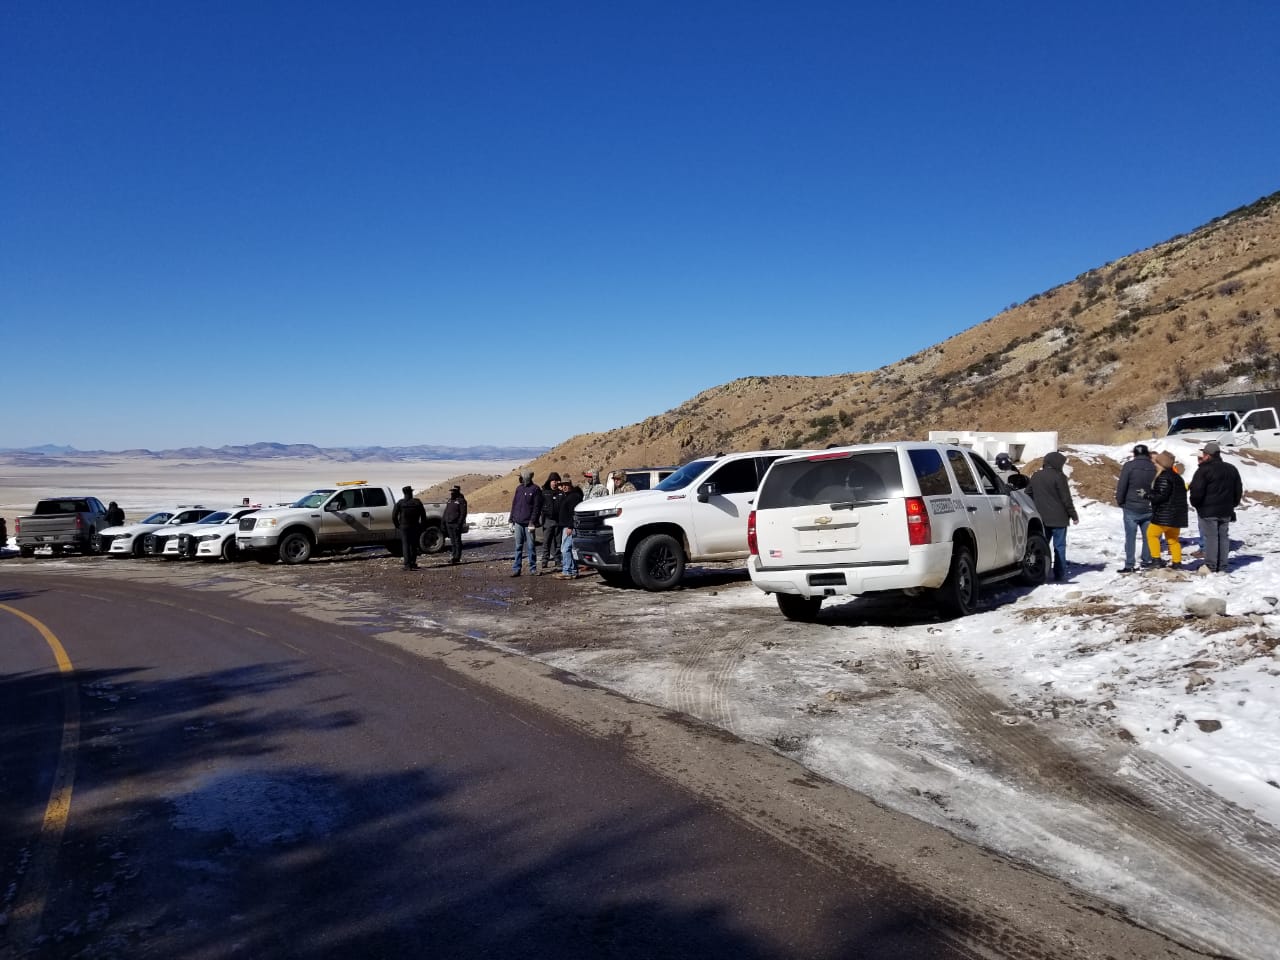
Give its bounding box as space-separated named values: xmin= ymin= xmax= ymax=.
xmin=3 ymin=1 xmax=1278 ymax=451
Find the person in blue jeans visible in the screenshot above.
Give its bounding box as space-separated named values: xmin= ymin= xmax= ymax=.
xmin=1115 ymin=443 xmax=1157 ymax=572
xmin=555 ymin=478 xmax=584 ymax=579
xmin=1028 ymin=451 xmax=1080 ymax=581
xmin=508 ymin=469 xmax=543 ymax=576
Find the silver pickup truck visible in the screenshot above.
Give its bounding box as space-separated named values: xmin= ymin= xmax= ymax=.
xmin=235 ymin=482 xmax=461 ymax=564
xmin=15 ymin=496 xmax=111 ymax=557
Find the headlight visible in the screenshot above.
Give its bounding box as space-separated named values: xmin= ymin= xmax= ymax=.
xmin=197 ymin=533 xmax=221 ymax=542
xmin=254 ymin=518 xmax=278 ymax=529
xmin=582 ymin=507 xmax=621 ymax=519
xmin=116 ymin=533 xmax=133 ymax=541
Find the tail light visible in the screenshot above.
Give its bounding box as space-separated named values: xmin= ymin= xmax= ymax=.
xmin=747 ymin=510 xmax=758 ymax=556
xmin=75 ymin=515 xmax=84 ymax=529
xmin=14 ymin=518 xmax=20 ymax=535
xmin=905 ymin=497 xmax=931 ymax=546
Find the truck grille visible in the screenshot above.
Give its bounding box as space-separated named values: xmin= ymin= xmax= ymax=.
xmin=574 ymin=515 xmax=607 ymax=535
xmin=148 ymin=535 xmax=170 ymax=555
xmin=239 ymin=518 xmax=256 ymax=532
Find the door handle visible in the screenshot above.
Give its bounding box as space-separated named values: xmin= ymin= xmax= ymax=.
xmin=361 ymin=512 xmax=371 ymax=518
xmin=966 ymin=506 xmax=978 ymax=513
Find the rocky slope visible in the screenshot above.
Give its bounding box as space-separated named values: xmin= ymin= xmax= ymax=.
xmin=457 ymin=191 xmax=1280 ymax=511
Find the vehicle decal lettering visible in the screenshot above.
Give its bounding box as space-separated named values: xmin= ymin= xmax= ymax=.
xmin=929 ymin=498 xmax=958 ymax=514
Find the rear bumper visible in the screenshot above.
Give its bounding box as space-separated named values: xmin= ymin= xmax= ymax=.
xmin=748 ymin=543 xmax=953 ymax=597
xmin=16 ymin=533 xmax=83 ymax=547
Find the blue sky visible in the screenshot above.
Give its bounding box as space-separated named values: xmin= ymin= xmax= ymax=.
xmin=3 ymin=1 xmax=1277 ymax=451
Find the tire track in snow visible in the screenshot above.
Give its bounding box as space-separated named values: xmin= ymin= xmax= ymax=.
xmin=881 ymin=627 xmax=1280 ymax=955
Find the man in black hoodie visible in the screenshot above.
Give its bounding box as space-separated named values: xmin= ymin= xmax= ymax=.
xmin=1189 ymin=441 xmax=1243 ymax=573
xmin=1028 ymin=451 xmax=1079 ymax=582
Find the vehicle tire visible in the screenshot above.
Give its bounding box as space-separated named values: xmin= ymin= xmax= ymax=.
xmin=131 ymin=538 xmax=147 ymax=558
xmin=221 ymin=538 xmax=239 ymax=562
xmin=88 ymin=530 xmax=102 ymax=554
xmin=628 ymin=533 xmax=685 ymax=591
xmin=937 ymin=544 xmax=978 ymax=617
xmin=598 ymin=569 xmax=634 ymax=588
xmin=278 ymin=531 xmax=314 ymax=565
xmin=777 ymin=593 xmax=823 ymax=622
xmin=419 ymin=525 xmax=445 ymax=554
xmin=19 ymin=545 xmax=35 ymax=558
xmin=1018 ymin=533 xmax=1050 ymax=586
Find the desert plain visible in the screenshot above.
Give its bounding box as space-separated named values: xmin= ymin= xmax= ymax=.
xmin=0 ymin=456 xmax=524 ymax=519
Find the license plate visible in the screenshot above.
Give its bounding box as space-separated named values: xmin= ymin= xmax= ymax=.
xmin=39 ymin=536 xmax=54 ymax=542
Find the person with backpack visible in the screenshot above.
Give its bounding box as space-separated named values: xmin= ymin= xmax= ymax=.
xmin=1115 ymin=443 xmax=1157 ymax=573
xmin=1146 ymin=452 xmax=1189 ymax=568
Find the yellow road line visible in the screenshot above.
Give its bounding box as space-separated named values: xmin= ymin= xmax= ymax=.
xmin=0 ymin=603 xmax=80 ymax=947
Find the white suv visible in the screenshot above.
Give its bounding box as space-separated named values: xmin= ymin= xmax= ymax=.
xmin=748 ymin=442 xmax=1049 ymax=620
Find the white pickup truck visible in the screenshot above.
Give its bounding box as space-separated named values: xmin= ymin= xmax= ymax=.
xmin=1165 ymin=406 xmax=1280 ymax=450
xmin=572 ymin=450 xmax=811 ymax=590
xmin=235 ymin=483 xmax=458 ymax=564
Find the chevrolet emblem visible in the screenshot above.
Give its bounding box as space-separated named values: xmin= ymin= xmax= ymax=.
xmin=815 ymin=516 xmax=832 ymax=525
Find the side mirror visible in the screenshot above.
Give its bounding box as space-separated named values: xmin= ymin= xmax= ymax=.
xmin=324 ymin=500 xmax=341 ymax=512
xmin=1006 ymin=473 xmax=1029 ymax=490
xmin=696 ymin=482 xmax=718 ymax=503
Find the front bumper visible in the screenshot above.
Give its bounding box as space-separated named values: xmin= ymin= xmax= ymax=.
xmin=572 ymin=530 xmax=624 ymax=571
xmin=236 ymin=536 xmax=279 ymax=551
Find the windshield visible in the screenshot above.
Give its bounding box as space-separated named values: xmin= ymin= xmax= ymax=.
xmin=197 ymin=511 xmax=231 ymax=524
xmin=292 ymin=489 xmax=335 ymax=508
xmin=1168 ymin=413 xmax=1234 ymax=435
xmin=141 ymin=512 xmax=173 ymax=525
xmin=655 ymin=459 xmax=715 ymax=492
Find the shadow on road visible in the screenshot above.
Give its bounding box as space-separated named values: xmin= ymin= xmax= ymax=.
xmin=0 ymin=659 xmax=973 ymax=960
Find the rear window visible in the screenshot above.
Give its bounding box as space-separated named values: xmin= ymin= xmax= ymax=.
xmin=34 ymin=499 xmax=89 ymax=514
xmin=758 ymin=451 xmax=904 ymax=509
xmin=909 ymin=449 xmax=952 ymax=496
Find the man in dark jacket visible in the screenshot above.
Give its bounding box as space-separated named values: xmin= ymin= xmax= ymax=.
xmin=540 ymin=472 xmax=564 ymax=569
xmin=105 ymin=501 xmax=126 ymax=528
xmin=442 ymin=485 xmax=468 ymax=565
xmin=1189 ymin=441 xmax=1244 ymax=573
xmin=508 ymin=470 xmax=544 ymax=576
xmin=555 ymin=479 xmax=585 ymax=579
xmin=1028 ymin=450 xmax=1079 ymax=582
xmin=1115 ymin=443 xmax=1157 ymax=573
xmin=392 ymin=486 xmax=428 ymax=570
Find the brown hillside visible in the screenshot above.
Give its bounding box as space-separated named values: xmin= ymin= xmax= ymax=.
xmin=460 ymin=191 xmax=1280 ymax=512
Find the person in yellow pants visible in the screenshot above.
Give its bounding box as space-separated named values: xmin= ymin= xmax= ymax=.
xmin=1146 ymin=451 xmax=1188 ymax=568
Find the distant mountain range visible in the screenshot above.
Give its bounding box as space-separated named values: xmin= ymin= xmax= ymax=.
xmin=0 ymin=441 xmax=549 ymax=463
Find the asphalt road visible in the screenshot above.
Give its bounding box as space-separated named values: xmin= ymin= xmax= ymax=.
xmin=0 ymin=566 xmax=1219 ymax=960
